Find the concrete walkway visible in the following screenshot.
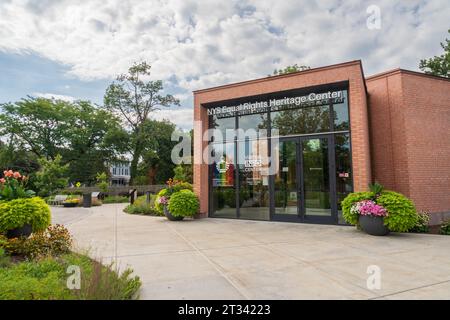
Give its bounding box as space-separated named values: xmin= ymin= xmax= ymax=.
xmin=51 ymin=204 xmax=450 ymax=300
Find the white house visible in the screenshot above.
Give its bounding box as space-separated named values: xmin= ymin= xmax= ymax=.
xmin=109 ymin=162 xmax=131 ymax=186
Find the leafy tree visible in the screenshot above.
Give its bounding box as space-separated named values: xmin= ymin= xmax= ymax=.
xmin=419 ymin=29 xmax=450 ymax=78
xmin=104 ymin=62 xmax=180 ymax=184
xmin=34 ymin=155 xmax=69 ymax=196
xmin=173 ymin=164 xmax=193 ymax=183
xmin=0 ymin=98 xmax=126 ymax=184
xmin=0 ymin=136 xmax=39 ymax=175
xmin=138 ymin=119 xmax=178 ymax=184
xmin=273 ymin=64 xmax=310 ymax=76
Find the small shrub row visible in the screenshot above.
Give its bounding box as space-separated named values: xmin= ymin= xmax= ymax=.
xmin=0 ymin=224 xmax=72 ymax=260
xmin=124 ymin=195 xmax=160 ymax=216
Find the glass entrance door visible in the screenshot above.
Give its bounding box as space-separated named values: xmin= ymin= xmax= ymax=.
xmin=272 ymin=135 xmax=336 ymax=223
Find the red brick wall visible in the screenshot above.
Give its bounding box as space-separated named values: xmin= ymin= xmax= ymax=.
xmin=367 ymin=70 xmax=450 ymax=221
xmin=193 ymin=60 xmax=372 ymax=217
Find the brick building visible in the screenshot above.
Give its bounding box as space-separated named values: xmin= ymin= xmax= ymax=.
xmin=193 ymin=60 xmax=450 ymax=225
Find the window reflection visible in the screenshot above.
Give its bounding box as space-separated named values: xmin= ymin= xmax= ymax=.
xmin=333 ymin=90 xmax=349 ymax=131
xmin=209 ymin=115 xmax=235 ymax=142
xmin=237 ymin=139 xmax=270 ymax=220
xmin=271 ymin=105 xmax=330 ymax=136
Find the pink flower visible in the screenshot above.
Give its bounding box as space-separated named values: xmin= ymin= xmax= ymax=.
xmin=158 ymin=196 xmax=168 ymax=205
xmin=13 ymin=171 xmax=21 ymax=179
xmin=0 ymin=178 xmax=5 ymax=184
xmin=352 ymin=200 xmax=388 ymax=217
xmin=4 ymin=170 xmax=13 ymax=178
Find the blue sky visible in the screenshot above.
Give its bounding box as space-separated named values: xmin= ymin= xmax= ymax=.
xmin=0 ymin=52 xmax=109 ymax=105
xmin=0 ymin=0 xmax=449 ymax=130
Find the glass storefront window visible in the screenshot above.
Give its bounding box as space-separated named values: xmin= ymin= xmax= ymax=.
xmin=209 ymin=115 xmax=235 ymax=142
xmin=333 ymin=90 xmax=349 ymax=131
xmin=238 ymin=113 xmax=269 ymax=140
xmin=335 ymin=133 xmax=353 ymax=224
xmin=211 ymin=142 xmax=237 ymax=218
xmin=274 ymin=140 xmax=298 ymax=215
xmin=271 ymin=105 xmax=330 ymax=136
xmin=237 ymin=139 xmax=270 ymax=220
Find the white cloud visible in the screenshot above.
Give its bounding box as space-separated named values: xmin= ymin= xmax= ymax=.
xmin=152 ymin=107 xmax=193 ymax=131
xmin=33 ymin=92 xmax=76 ymax=102
xmin=1 ymin=0 xmax=449 ymax=130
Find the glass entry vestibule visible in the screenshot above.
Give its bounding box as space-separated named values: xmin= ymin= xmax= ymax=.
xmin=208 ymin=82 xmax=353 ymax=225
xmin=274 ymin=135 xmax=335 ymax=224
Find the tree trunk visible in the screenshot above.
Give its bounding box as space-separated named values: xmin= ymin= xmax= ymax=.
xmin=129 ymin=127 xmax=144 ymax=185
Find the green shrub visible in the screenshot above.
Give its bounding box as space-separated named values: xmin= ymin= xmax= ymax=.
xmin=103 ymin=196 xmax=129 ymax=204
xmin=0 ymin=258 xmax=72 ymax=299
xmin=172 ymin=182 xmax=193 ymax=193
xmin=154 ymin=182 xmax=194 ymax=215
xmin=0 ymin=197 xmax=51 ymax=234
xmin=168 ymin=190 xmax=199 ymax=218
xmin=124 ymin=195 xmax=160 ymax=216
xmin=441 ymin=219 xmax=450 ymax=235
xmin=377 ymin=191 xmax=418 ymax=232
xmin=0 ymin=247 xmax=10 ymax=268
xmin=0 ymin=253 xmax=141 ymax=300
xmin=3 ymin=224 xmax=72 ymax=259
xmin=409 ymin=211 xmax=430 ymax=233
xmin=342 ymin=190 xmax=418 ymax=232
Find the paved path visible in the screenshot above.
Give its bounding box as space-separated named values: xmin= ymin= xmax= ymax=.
xmin=51 ymin=204 xmax=450 ymax=299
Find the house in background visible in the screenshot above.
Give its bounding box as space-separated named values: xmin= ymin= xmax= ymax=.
xmin=109 ymin=162 xmax=131 ymax=186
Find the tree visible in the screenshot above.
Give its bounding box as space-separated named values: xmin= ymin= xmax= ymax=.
xmin=104 ymin=62 xmax=180 ymax=184
xmin=0 ymin=97 xmax=127 ymax=184
xmin=34 ymin=155 xmax=69 ymax=197
xmin=138 ymin=119 xmax=178 ymax=184
xmin=0 ymin=136 xmax=39 ymax=175
xmin=419 ymin=29 xmax=450 ymax=78
xmin=272 ymin=64 xmax=310 ymax=76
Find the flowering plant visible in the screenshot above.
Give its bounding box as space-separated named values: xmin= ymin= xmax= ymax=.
xmin=158 ymin=196 xmax=168 ymax=205
xmin=63 ymin=198 xmax=80 ymax=204
xmin=351 ymin=200 xmax=388 ymax=217
xmin=0 ymin=170 xmax=35 ymax=201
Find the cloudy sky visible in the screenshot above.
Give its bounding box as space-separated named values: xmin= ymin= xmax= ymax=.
xmin=0 ymin=0 xmax=448 ymax=129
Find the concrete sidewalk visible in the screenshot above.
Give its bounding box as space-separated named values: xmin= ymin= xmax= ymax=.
xmin=51 ymin=204 xmax=450 ymax=300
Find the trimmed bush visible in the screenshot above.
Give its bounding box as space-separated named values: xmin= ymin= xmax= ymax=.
xmin=409 ymin=211 xmax=430 ymax=233
xmin=342 ymin=190 xmax=418 ymax=232
xmin=0 ymin=197 xmax=51 ymax=234
xmin=167 ymin=190 xmax=199 ymax=218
